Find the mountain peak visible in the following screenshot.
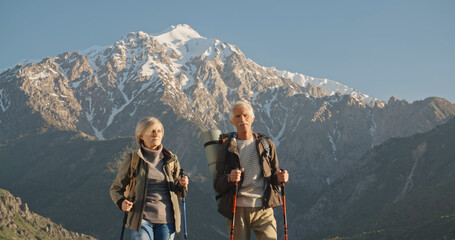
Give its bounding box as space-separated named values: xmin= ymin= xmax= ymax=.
xmin=119 ymin=25 xmax=201 ymax=43
xmin=155 ymin=24 xmax=203 ymax=46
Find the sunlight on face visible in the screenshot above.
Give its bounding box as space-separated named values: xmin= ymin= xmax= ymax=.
xmin=140 ymin=123 xmax=163 ymax=150
xmin=231 ymin=104 xmax=255 ymax=133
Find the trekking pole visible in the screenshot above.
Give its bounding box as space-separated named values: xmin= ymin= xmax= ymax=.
xmin=230 ymin=180 xmax=239 ymax=240
xmin=120 ymin=198 xmax=131 ymax=240
xmin=179 ymin=169 xmax=188 ymax=240
xmin=120 ymin=212 xmax=127 ymax=240
xmin=280 ymin=169 xmax=288 ymax=240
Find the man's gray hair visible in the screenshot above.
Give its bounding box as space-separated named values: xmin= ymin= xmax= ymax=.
xmin=229 ymin=100 xmax=255 ymax=121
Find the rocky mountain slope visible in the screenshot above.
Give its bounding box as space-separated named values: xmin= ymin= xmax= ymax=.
xmin=300 ymin=116 xmax=455 ymax=239
xmin=1 ymin=25 xmax=454 ymax=196
xmin=0 ymin=188 xmax=96 ymax=240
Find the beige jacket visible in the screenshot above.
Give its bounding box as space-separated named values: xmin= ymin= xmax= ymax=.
xmin=110 ymin=147 xmax=185 ymax=232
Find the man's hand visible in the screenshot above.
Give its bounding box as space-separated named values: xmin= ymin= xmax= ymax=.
xmin=228 ymin=168 xmax=244 ymax=183
xmin=277 ymin=169 xmax=289 ymax=184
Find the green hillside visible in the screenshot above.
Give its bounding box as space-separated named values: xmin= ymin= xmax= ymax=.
xmin=0 ymin=188 xmax=96 ymax=240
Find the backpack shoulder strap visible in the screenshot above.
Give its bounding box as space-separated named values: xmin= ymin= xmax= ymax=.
xmin=125 ymin=151 xmax=140 ymax=200
xmin=130 ymin=151 xmax=140 ymax=177
xmin=257 ymin=133 xmax=272 ymax=160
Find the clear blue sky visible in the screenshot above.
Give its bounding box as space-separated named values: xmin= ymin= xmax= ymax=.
xmin=1 ymin=0 xmax=454 ymax=103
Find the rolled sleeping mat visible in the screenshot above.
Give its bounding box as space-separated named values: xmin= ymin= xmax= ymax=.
xmin=202 ymin=129 xmax=224 ymax=205
xmin=202 ymin=129 xmax=222 ymax=186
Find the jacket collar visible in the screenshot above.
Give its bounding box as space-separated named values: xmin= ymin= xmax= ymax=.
xmin=227 ymin=132 xmax=262 ymax=152
xmin=136 ymin=146 xmax=176 ymax=164
xmin=161 ymin=146 xmax=176 ymax=164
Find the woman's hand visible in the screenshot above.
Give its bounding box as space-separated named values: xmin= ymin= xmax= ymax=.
xmin=178 ymin=176 xmax=189 ymax=188
xmin=121 ymin=199 xmax=133 ymax=212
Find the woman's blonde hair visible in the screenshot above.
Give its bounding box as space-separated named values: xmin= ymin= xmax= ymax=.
xmin=135 ymin=117 xmax=164 ymax=145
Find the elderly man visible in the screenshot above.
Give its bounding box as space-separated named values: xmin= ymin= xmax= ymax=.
xmin=214 ymin=100 xmax=289 ymax=240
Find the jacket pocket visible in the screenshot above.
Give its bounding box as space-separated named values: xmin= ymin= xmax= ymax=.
xmin=218 ymin=190 xmax=234 ymax=220
xmin=269 ymin=184 xmax=282 ymax=208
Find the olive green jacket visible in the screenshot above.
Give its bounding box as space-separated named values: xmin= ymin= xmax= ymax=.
xmin=110 ymin=147 xmax=186 ymax=232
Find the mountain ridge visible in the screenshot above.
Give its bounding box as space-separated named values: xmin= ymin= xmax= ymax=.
xmin=299 ymin=117 xmax=455 ymax=239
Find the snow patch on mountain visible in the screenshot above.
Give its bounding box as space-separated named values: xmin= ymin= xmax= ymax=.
xmin=0 ymin=88 xmax=11 ymax=112
xmin=84 ymin=96 xmax=103 ymax=139
xmin=141 ymin=57 xmax=157 ymax=77
xmin=274 ymin=102 xmax=288 ymax=146
xmin=273 ymin=68 xmax=379 ymax=104
xmin=369 ymin=110 xmax=377 ymax=148
xmin=28 ymin=72 xmax=50 ymax=81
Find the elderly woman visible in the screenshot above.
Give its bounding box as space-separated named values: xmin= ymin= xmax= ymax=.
xmin=110 ymin=117 xmax=189 ymax=240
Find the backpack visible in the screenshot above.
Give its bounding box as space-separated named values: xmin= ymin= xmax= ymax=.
xmin=124 ymin=151 xmax=141 ymax=201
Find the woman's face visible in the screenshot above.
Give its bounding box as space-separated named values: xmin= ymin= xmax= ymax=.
xmin=140 ymin=123 xmax=163 ymax=150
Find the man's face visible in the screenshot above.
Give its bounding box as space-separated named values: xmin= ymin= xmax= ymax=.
xmin=231 ymin=105 xmax=255 ymax=133
xmin=140 ymin=123 xmax=163 ymax=150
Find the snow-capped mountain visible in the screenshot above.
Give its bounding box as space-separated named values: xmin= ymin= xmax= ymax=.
xmin=0 ymin=25 xmax=378 ymax=140
xmin=1 ymin=23 xmax=454 ymax=197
